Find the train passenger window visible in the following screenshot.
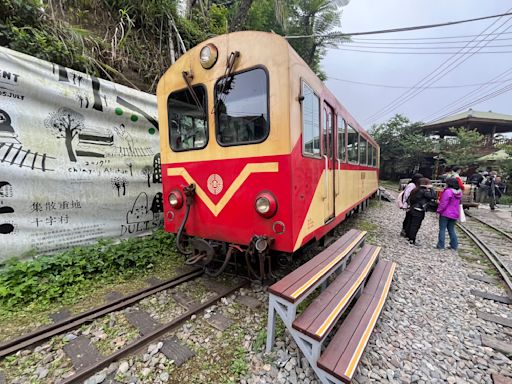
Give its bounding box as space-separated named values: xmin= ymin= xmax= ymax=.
xmin=215 ymin=68 xmax=269 ymax=146
xmin=347 ymin=125 xmax=358 ymax=163
xmin=168 ymin=85 xmax=208 ymax=151
xmin=372 ymin=146 xmax=378 ymax=167
xmin=301 ymin=82 xmax=321 ymax=156
xmin=368 ymin=143 xmax=374 ymax=167
xmin=360 ymin=137 xmax=367 ymax=165
xmin=323 ymin=109 xmax=333 ymax=157
xmin=337 ymin=116 xmax=346 ymax=162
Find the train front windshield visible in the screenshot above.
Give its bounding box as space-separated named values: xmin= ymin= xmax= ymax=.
xmin=214 ymin=68 xmax=269 ymax=146
xmin=168 ymin=85 xmax=208 ymax=151
xmin=167 ymin=67 xmax=269 ymax=151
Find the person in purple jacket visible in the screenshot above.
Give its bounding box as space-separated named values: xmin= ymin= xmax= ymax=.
xmin=436 ymin=177 xmax=463 ymax=250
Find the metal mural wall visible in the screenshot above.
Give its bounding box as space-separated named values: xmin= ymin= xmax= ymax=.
xmin=0 ymin=47 xmax=162 ymax=260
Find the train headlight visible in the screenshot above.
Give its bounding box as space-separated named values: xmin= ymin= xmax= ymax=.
xmin=255 ymin=192 xmax=277 ymax=218
xmin=169 ymin=189 xmax=184 ymax=209
xmin=199 ymin=44 xmax=218 ymax=69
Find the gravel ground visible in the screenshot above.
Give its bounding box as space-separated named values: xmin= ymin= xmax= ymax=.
xmin=245 ymin=198 xmax=512 ymax=384
xmin=3 ymin=197 xmax=512 ymax=383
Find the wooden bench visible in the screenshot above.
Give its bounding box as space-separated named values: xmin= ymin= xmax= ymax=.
xmin=317 ymin=261 xmax=396 ymax=383
xmin=268 ymin=229 xmax=367 ymax=303
xmin=266 ymin=229 xmax=396 ymax=384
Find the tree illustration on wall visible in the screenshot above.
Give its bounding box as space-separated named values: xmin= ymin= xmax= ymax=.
xmin=45 ymin=107 xmax=85 ymax=162
xmin=141 ymin=166 xmax=153 ymax=188
xmin=124 ymin=158 xmax=134 ymax=177
xmin=111 ymin=177 xmax=128 ymax=196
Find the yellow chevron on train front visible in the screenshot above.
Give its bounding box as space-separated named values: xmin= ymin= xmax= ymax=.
xmin=167 ymin=162 xmax=279 ymax=217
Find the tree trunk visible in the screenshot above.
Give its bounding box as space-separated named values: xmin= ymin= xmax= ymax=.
xmin=229 ymin=0 xmax=254 ymax=32
xmin=65 ymin=131 xmax=77 ymax=162
xmin=147 ymin=175 xmax=151 ymax=188
xmin=122 ymin=183 xmax=126 ymax=196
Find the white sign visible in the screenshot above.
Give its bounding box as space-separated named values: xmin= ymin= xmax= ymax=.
xmin=0 ymin=47 xmax=162 ymax=260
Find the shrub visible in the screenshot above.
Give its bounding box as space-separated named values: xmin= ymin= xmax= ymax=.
xmin=0 ymin=230 xmax=177 ymax=309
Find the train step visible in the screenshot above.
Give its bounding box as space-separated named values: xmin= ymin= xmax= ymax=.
xmin=266 ymin=229 xmax=395 ymax=384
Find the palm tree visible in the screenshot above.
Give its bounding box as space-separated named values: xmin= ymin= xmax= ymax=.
xmin=287 ymin=0 xmax=350 ymax=79
xmin=228 ymin=0 xmax=349 ymax=79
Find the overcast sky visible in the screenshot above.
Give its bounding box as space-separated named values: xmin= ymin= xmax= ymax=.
xmin=322 ymin=0 xmax=512 ymax=130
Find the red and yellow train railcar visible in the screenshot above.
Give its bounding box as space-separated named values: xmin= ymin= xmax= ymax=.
xmin=157 ymin=31 xmax=379 ymax=276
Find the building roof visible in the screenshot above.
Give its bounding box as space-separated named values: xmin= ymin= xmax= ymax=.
xmin=422 ymin=109 xmax=512 ymax=136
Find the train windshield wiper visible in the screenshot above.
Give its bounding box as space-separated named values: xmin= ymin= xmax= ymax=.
xmin=182 ymin=71 xmax=205 ymax=115
xmin=214 ymin=51 xmax=240 ymax=112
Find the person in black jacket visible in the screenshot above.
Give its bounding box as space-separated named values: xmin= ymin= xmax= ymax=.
xmin=406 ymin=177 xmax=437 ymax=246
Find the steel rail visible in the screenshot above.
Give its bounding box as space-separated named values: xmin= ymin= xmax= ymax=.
xmin=464 ymin=211 xmax=512 ymax=242
xmin=61 ymin=278 xmax=249 ymax=384
xmin=0 ymin=268 xmax=203 ymax=358
xmin=457 ymin=222 xmax=512 ymax=297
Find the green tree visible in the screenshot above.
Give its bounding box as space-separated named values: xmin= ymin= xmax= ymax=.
xmin=235 ymin=0 xmax=348 ymax=79
xmin=370 ymin=114 xmax=434 ymax=179
xmin=286 ymin=0 xmax=349 ymax=80
xmin=439 ymin=127 xmax=484 ymax=166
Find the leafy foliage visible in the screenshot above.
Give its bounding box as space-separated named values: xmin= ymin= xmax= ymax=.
xmin=238 ymin=0 xmax=349 ymax=79
xmin=0 ymin=0 xmax=229 ymax=92
xmin=0 ymin=230 xmax=177 ymax=310
xmin=370 ymin=114 xmax=434 ymax=179
xmin=286 ymin=0 xmax=349 ymax=80
xmin=439 ymin=127 xmax=484 ymax=166
xmin=0 ymin=0 xmax=102 ymax=74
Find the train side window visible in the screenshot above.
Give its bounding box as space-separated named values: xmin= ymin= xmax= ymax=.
xmin=347 ymin=125 xmax=358 ymax=163
xmin=168 ymin=85 xmax=208 ymax=152
xmin=360 ymin=137 xmax=367 ymax=165
xmin=215 ymin=68 xmax=269 ymax=146
xmin=373 ymin=146 xmax=378 ymax=167
xmin=337 ymin=116 xmax=346 ymax=162
xmin=368 ymin=143 xmax=374 ymax=167
xmin=322 ymin=108 xmax=333 ymax=158
xmin=301 ymin=82 xmax=321 ymax=156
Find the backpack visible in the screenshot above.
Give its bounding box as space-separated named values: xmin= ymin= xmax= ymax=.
xmin=396 ymin=190 xmax=408 ymax=209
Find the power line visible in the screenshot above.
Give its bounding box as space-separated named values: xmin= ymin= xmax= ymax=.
xmin=347 ymin=43 xmax=512 ymax=49
xmin=335 ymin=47 xmax=512 ymax=54
xmin=285 ymin=11 xmax=512 ymax=39
xmin=350 ymin=37 xmax=512 ymax=45
xmin=426 ymin=81 xmax=512 ymax=123
xmin=363 ymin=10 xmax=512 ymax=125
xmin=351 ymin=31 xmax=512 ymax=41
xmin=326 ymin=77 xmax=512 ymax=89
xmin=363 ymin=16 xmax=512 ymax=122
xmin=423 ymin=66 xmax=512 ymax=121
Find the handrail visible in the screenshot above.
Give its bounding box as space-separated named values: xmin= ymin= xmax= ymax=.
xmin=323 ymin=155 xmax=328 ymax=200
xmin=336 ymin=159 xmax=341 ymax=196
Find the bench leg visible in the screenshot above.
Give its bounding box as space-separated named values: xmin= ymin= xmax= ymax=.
xmin=265 ymin=297 xmax=277 ymax=353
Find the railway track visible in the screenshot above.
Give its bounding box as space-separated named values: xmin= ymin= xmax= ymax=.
xmin=457 ymin=213 xmax=512 ymax=297
xmin=0 ymin=267 xmax=249 ymax=383
xmin=0 ymin=268 xmax=203 ymax=358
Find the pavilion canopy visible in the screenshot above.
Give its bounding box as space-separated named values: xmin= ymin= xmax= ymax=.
xmin=422 ymin=109 xmax=512 ymax=137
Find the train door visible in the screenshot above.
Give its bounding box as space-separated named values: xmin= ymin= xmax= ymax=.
xmin=323 ymin=103 xmax=335 ymax=222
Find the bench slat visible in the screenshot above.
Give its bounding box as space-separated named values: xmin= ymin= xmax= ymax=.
xmin=292 ymin=245 xmax=380 ymax=341
xmin=268 ymin=229 xmax=366 ymax=303
xmin=317 ymin=260 xmax=396 ymax=383
xmin=268 ymin=229 xmax=359 ymax=298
